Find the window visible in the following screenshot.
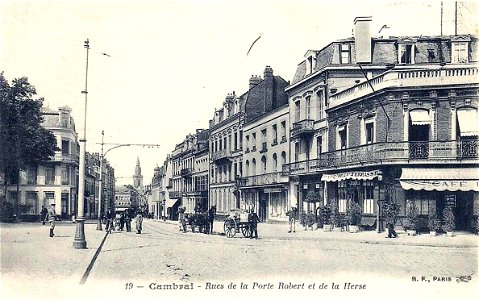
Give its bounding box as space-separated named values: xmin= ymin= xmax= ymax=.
xmin=305 ymin=96 xmax=311 ymax=119
xmin=234 ymin=132 xmax=238 ymax=150
xmin=452 ymin=42 xmax=468 ymax=63
xmin=228 ymin=134 xmax=232 ymax=151
xmin=307 ymin=55 xmax=316 ymax=74
xmin=45 ymin=166 xmax=55 ymax=185
xmin=272 ymin=124 xmax=278 ymax=145
xmin=261 ymin=156 xmax=267 ymax=172
xmin=281 ymin=121 xmax=287 ymax=142
xmin=294 ymin=142 xmax=300 ymax=161
xmin=365 ymin=120 xmax=374 ymax=144
xmin=252 ymin=133 xmax=257 ymax=151
xmin=362 ymin=181 xmax=375 ymax=214
xmin=316 ymin=136 xmax=323 ymax=158
xmin=338 ymin=125 xmax=347 ymax=149
xmin=27 ymin=167 xmax=37 ymax=185
xmin=399 ymin=44 xmax=415 ymax=64
xmin=317 ymin=90 xmax=325 ymax=120
xmin=44 ymin=192 xmax=55 ymax=206
xmin=338 ymin=181 xmax=348 ymax=213
xmin=62 ymin=140 xmax=69 ymax=155
xmin=295 ymin=100 xmax=300 ymax=122
xmin=61 ymin=166 xmax=70 ymax=185
xmin=251 ymin=158 xmax=256 ymax=176
xmin=281 ymin=151 xmax=287 ymax=166
xmin=239 ymin=130 xmax=243 ymax=150
xmin=8 ymin=191 xmax=18 ymax=204
xmin=245 ymin=135 xmax=250 ymax=151
xmin=261 ymin=129 xmax=267 ymax=152
xmin=239 ymin=161 xmax=242 ymax=176
xmin=272 ymin=153 xmax=278 ymax=170
xmin=215 ymin=139 xmax=218 ymax=152
xmin=340 ymin=44 xmax=350 ymax=64
xmin=223 ymin=136 xmax=227 ymax=150
xmin=245 ymin=161 xmax=249 ymax=177
xmin=408 ymin=191 xmax=432 ymax=215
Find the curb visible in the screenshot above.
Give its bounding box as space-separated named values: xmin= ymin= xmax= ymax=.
xmin=79 ymin=231 xmax=109 ymax=285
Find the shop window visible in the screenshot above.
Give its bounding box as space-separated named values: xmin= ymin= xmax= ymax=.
xmin=362 ymin=181 xmax=375 ymax=214
xmin=338 ymin=181 xmax=348 ymax=213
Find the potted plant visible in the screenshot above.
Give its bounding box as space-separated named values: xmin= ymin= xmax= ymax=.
xmin=330 ymin=204 xmax=342 ymax=232
xmin=406 ymin=199 xmax=419 ymax=236
xmin=442 ymin=206 xmax=455 ymax=237
xmin=347 ymin=202 xmax=362 ymax=233
xmin=428 ymin=208 xmax=440 ymax=236
xmin=306 ymin=211 xmax=316 ymax=231
xmin=321 ymin=205 xmax=332 ymax=231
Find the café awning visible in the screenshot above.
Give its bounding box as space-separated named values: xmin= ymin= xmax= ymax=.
xmin=400 ymin=167 xmax=479 ymax=192
xmin=164 ymin=198 xmax=179 ymax=208
xmin=409 ymin=109 xmax=430 ymax=125
xmin=321 ymin=170 xmax=381 ymax=182
xmin=457 ymin=109 xmax=479 ymax=137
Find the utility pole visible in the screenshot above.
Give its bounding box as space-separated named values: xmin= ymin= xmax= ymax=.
xmin=96 ymin=130 xmax=105 ymax=230
xmin=441 ymin=1 xmax=443 ymax=35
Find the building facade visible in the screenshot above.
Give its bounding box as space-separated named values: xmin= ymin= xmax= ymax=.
xmin=4 ymin=106 xmax=79 ymax=220
xmin=284 ymin=16 xmax=479 ymax=231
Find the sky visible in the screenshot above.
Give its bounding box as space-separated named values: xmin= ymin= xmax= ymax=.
xmin=1 ymin=0 xmax=478 ymax=186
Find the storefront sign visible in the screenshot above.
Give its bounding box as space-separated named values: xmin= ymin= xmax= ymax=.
xmin=321 ymin=170 xmax=381 ymax=182
xmin=263 ymin=188 xmax=284 ymax=193
xmin=400 ymin=180 xmax=479 ymax=192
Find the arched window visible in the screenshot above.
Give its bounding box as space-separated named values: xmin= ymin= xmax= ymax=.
xmin=261 ymin=155 xmax=267 ymax=172
xmin=281 ymin=151 xmax=287 ymax=166
xmin=245 ymin=160 xmax=250 ymax=177
xmin=252 ymin=158 xmax=256 ymax=176
xmin=272 ymin=153 xmax=278 ymax=171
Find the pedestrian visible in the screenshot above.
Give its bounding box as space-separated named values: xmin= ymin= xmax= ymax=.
xmin=386 ymin=217 xmax=398 ymax=238
xmin=248 ymin=210 xmax=260 ymax=239
xmin=207 ymin=206 xmax=216 ymax=234
xmin=125 ymin=210 xmax=132 ymax=232
xmin=105 ymin=209 xmax=113 ymax=233
xmin=40 ymin=206 xmax=48 ymax=225
xmin=177 ymin=206 xmax=186 ymax=232
xmin=46 ymin=203 xmax=56 ymax=237
xmin=120 ymin=213 xmax=125 ymax=231
xmin=135 ymin=211 xmax=143 ymax=234
xmin=286 ymin=206 xmax=298 ymax=233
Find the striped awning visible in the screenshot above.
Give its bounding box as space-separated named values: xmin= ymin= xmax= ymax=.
xmin=409 ymin=109 xmax=430 ymax=125
xmin=400 ymin=167 xmax=479 ymax=191
xmin=321 ymin=170 xmax=382 ymax=182
xmin=457 ymin=109 xmax=479 ymax=137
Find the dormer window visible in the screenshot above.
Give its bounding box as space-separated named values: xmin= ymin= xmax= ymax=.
xmin=452 ymin=42 xmax=468 ymax=63
xmin=398 ymin=43 xmax=415 ymax=64
xmin=305 ymin=50 xmax=317 ymax=74
xmin=340 ymin=44 xmax=351 ymax=64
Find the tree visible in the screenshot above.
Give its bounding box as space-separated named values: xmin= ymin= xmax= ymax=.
xmin=0 ymin=72 xmax=57 ymax=221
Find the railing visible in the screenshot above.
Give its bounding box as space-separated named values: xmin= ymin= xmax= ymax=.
xmin=187 ymin=190 xmax=208 ymax=197
xmin=211 ymin=149 xmax=232 ymax=161
xmin=180 ymin=168 xmax=192 ymax=177
xmin=169 ymin=191 xmax=181 ymax=198
xmin=329 ymin=65 xmax=479 ymax=109
xmin=283 ymin=140 xmax=478 ymax=175
xmin=238 ymin=172 xmax=289 ymax=187
xmin=291 ymin=119 xmax=314 ymax=138
xmin=51 ymin=152 xmax=79 ymax=164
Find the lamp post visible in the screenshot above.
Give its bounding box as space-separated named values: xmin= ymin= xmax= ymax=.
xmin=376 ymin=170 xmax=383 ymax=234
xmin=73 ymin=39 xmax=90 ymax=249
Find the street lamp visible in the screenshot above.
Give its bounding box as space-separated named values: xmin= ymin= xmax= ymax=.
xmin=73 ymin=39 xmax=90 ymax=249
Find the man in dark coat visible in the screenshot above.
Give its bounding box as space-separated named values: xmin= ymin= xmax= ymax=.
xmin=40 ymin=206 xmax=48 ymax=225
xmin=248 ymin=211 xmax=260 ymax=239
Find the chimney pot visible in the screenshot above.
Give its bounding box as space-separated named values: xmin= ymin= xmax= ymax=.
xmin=354 ymin=16 xmax=372 ymax=63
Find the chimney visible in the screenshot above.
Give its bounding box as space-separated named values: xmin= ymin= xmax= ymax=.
xmin=264 ymin=65 xmax=273 ymax=78
xmin=354 ymin=16 xmax=372 ymax=63
xmin=249 ymin=75 xmax=262 ymax=89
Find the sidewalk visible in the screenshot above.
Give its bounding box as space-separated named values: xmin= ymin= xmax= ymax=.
xmin=1 ymin=221 xmax=108 ymax=299
xmin=154 ymin=218 xmax=479 ymax=248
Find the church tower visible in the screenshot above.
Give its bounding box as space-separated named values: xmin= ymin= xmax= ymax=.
xmin=133 ymin=156 xmax=144 ymax=191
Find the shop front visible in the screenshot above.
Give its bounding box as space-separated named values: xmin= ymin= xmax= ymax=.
xmin=399 ymin=167 xmax=479 ymax=232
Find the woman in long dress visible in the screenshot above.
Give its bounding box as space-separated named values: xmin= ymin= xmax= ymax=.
xmin=135 ymin=212 xmax=143 ymax=234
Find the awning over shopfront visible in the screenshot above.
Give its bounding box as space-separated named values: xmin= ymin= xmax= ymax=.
xmin=457 ymin=109 xmax=479 ymax=137
xmin=400 ymin=167 xmax=479 ymax=192
xmin=409 ymin=109 xmax=430 ymax=125
xmin=165 ymin=198 xmax=179 ymax=208
xmin=321 ymin=170 xmax=382 ymax=182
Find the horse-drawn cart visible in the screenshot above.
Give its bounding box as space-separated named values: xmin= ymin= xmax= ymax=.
xmin=223 ymin=209 xmax=252 ymax=238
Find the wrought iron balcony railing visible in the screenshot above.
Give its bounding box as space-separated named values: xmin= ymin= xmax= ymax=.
xmin=180 ymin=168 xmax=192 ymax=177
xmin=169 ymin=191 xmax=181 ymax=199
xmin=211 ymin=149 xmax=232 ymax=162
xmin=283 ymin=140 xmax=478 ymax=175
xmin=51 ymin=152 xmax=79 ymax=164
xmin=291 ymin=119 xmax=314 ymax=138
xmin=238 ymin=172 xmax=289 ymax=187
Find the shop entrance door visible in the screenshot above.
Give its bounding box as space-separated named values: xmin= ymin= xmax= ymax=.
xmin=259 ymin=192 xmax=268 ymax=222
xmin=455 ymin=192 xmax=473 ymax=231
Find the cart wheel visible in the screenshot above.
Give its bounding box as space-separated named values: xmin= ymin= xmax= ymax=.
xmin=241 ymin=224 xmax=252 ymax=238
xmin=224 ymin=219 xmax=236 ymax=238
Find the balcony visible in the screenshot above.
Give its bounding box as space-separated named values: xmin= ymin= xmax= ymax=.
xmin=180 ymin=168 xmax=192 ymax=177
xmin=291 ymin=119 xmax=314 ymax=138
xmin=51 ymin=152 xmax=79 ymax=164
xmin=330 ymin=65 xmax=479 ymax=109
xmin=282 ymin=140 xmax=478 ymax=175
xmin=238 ymin=172 xmax=289 ymax=187
xmin=187 ymin=190 xmax=208 ymax=197
xmin=169 ymin=191 xmax=181 ymax=199
xmin=211 ymin=149 xmax=232 ymax=163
